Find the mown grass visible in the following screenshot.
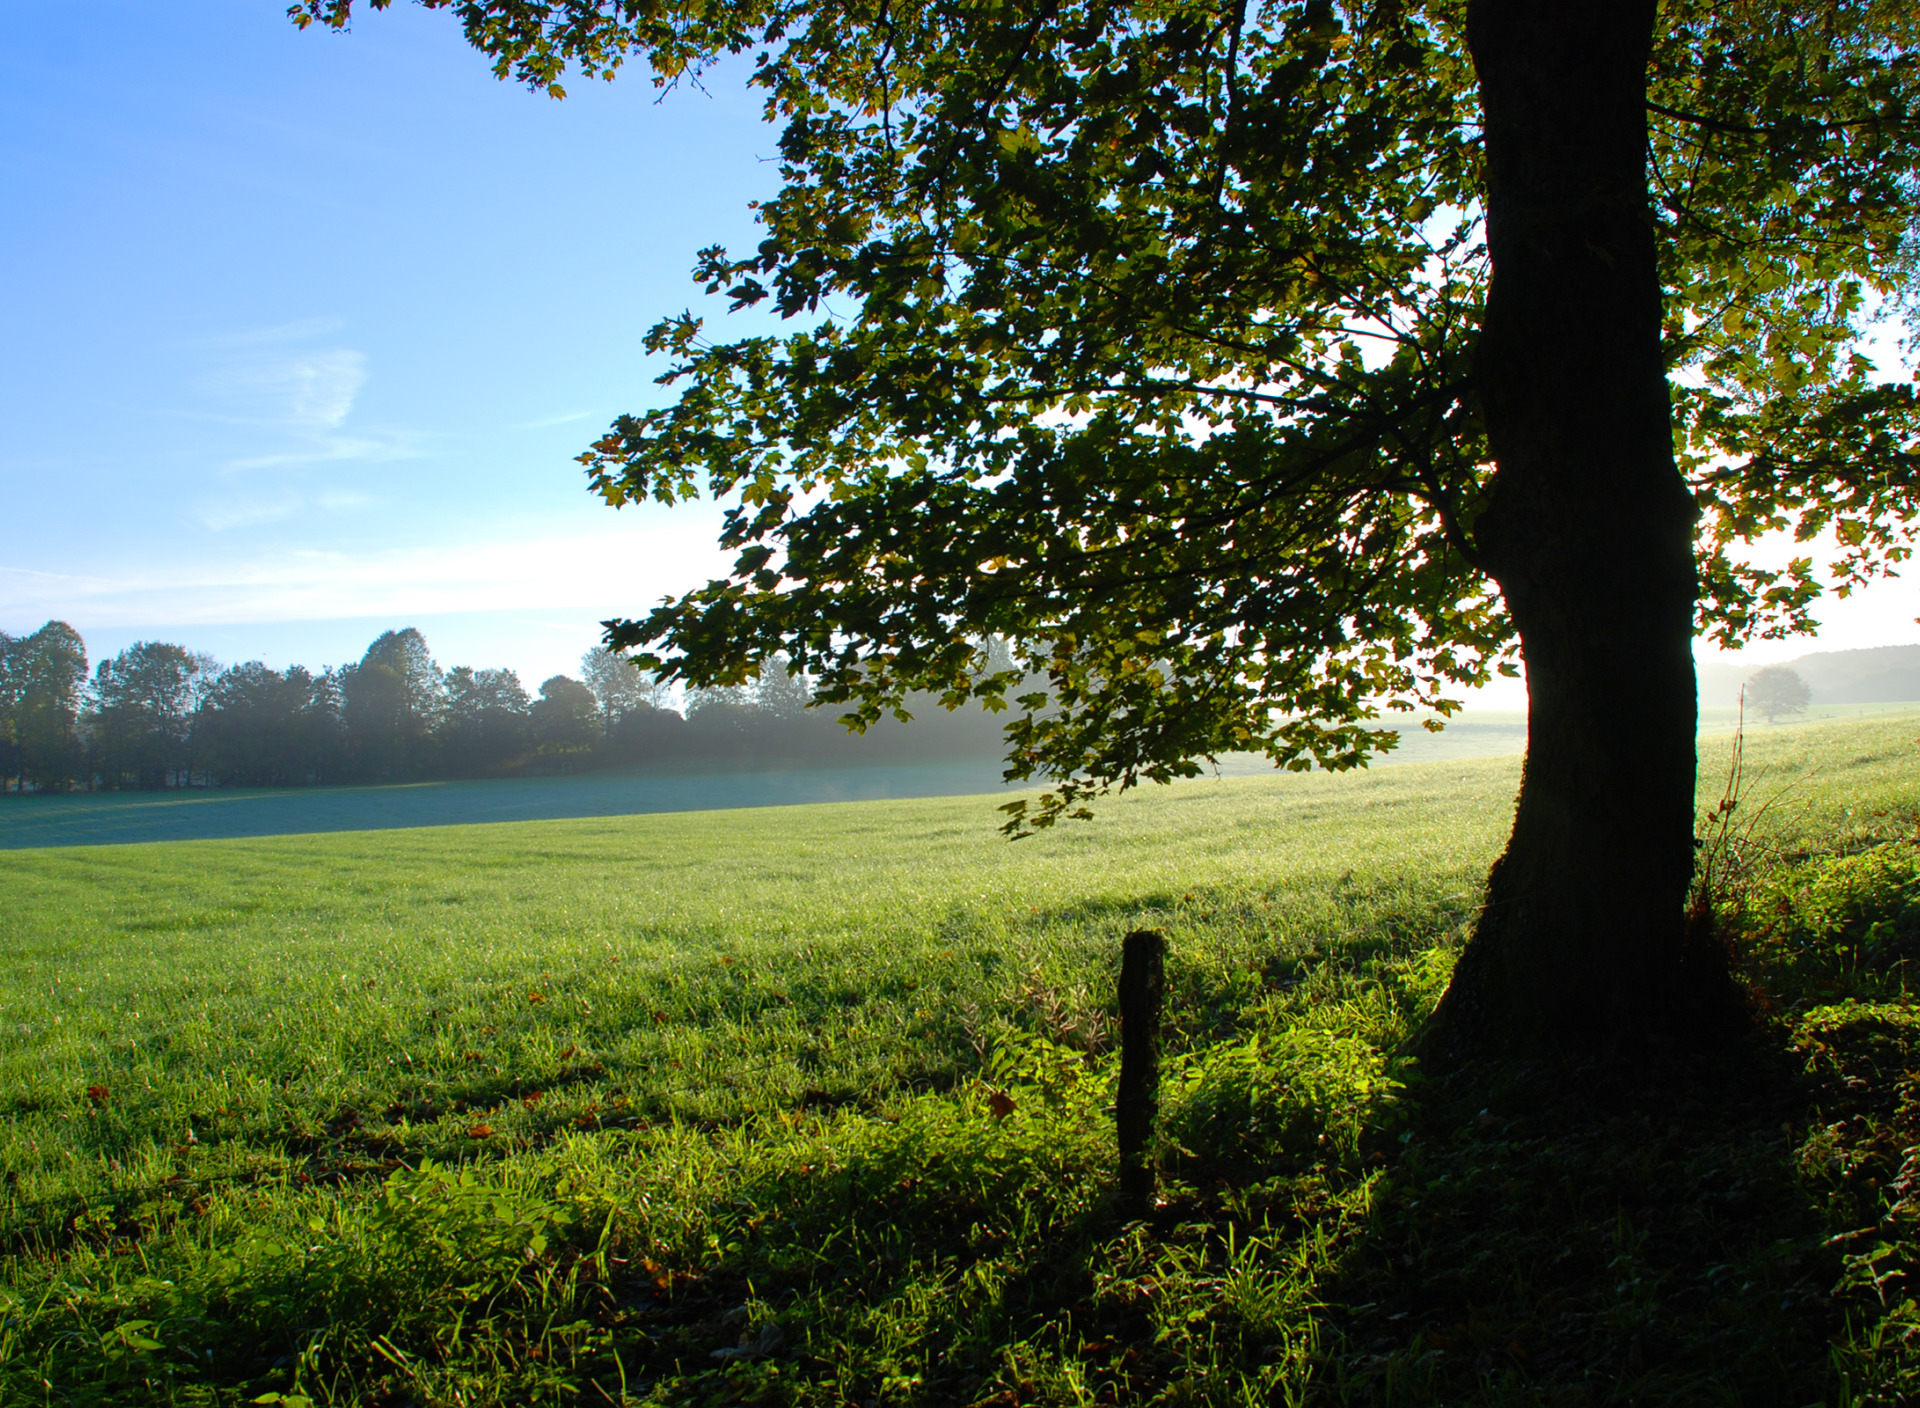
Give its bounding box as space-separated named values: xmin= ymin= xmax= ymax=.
xmin=0 ymin=710 xmax=1917 ymax=1405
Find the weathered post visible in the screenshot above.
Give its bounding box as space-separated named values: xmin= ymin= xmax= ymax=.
xmin=1116 ymin=928 xmax=1167 ymax=1216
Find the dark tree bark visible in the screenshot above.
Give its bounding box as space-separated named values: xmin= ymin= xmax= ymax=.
xmin=1428 ymin=0 xmax=1738 ymax=1057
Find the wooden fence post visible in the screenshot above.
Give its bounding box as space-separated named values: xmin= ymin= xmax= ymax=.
xmin=1116 ymin=928 xmax=1167 ymax=1216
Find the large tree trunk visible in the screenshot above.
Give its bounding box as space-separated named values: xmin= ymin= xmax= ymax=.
xmin=1428 ymin=0 xmax=1737 ymax=1057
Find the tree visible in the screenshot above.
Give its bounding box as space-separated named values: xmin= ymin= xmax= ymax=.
xmin=0 ymin=631 xmax=21 ymax=790
xmin=1747 ymin=665 xmax=1813 ymax=724
xmin=87 ymin=642 xmax=218 ymax=789
xmin=602 ymin=698 xmax=689 ymax=763
xmin=683 ymin=683 xmax=757 ymax=717
xmin=340 ymin=629 xmax=444 ymax=781
xmin=754 ymin=653 xmax=813 ymax=719
xmin=530 ymin=674 xmax=603 ymax=755
xmin=300 ymin=1 xmax=1920 ymax=1056
xmin=579 ymin=645 xmax=692 ymax=763
xmin=198 ymin=662 xmax=344 ymax=786
xmin=579 ymin=644 xmax=669 ymax=727
xmin=440 ymin=665 xmax=532 ymax=774
xmin=1 ymin=622 xmax=87 ymax=791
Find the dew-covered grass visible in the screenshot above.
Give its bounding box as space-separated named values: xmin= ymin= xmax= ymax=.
xmin=0 ymin=709 xmax=1915 ymax=1405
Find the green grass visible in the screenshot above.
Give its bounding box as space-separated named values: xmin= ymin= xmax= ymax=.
xmin=1 ymin=709 xmax=1918 ymax=1405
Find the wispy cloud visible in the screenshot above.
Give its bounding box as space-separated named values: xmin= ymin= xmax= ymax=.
xmin=0 ymin=521 xmax=730 ymax=629
xmin=220 ymin=431 xmax=422 ymax=475
xmin=515 ymin=409 xmax=599 ymax=431
xmin=194 ymin=492 xmax=304 ymax=531
xmin=185 ymin=316 xmax=347 ymax=350
xmin=281 ymin=349 xmax=364 ymax=429
xmin=175 ymin=321 xmax=427 ymax=477
xmin=192 ymin=487 xmax=380 ymax=531
xmin=196 ymin=346 xmax=365 ymax=432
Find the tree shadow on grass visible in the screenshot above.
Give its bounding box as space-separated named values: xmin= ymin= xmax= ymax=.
xmin=674 ymin=1001 xmax=1915 ymax=1408
xmin=1316 ymin=1028 xmax=1883 ymax=1407
xmin=592 ymin=1093 xmax=1126 ymax=1406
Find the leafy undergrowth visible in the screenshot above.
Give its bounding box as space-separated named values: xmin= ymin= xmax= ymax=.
xmin=4 ymin=722 xmax=1920 ymax=1405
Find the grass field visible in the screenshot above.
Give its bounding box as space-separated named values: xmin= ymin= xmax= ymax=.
xmin=2 ymin=710 xmax=1919 ymax=1405
xmin=0 ymin=712 xmax=1532 ymax=853
xmin=11 ymin=703 xmax=1911 ymax=852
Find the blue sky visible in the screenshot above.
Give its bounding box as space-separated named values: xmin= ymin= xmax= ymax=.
xmin=2 ymin=0 xmax=1914 ymax=701
xmin=1 ymin=0 xmax=773 ymax=684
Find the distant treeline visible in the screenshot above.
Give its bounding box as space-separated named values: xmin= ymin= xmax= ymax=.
xmin=0 ymin=622 xmax=1008 ymax=794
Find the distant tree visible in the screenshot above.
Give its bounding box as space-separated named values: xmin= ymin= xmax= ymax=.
xmin=682 ymin=684 xmax=772 ymax=765
xmin=4 ymin=622 xmax=87 ymax=791
xmin=602 ymin=701 xmax=688 ymax=762
xmin=198 ymin=662 xmax=343 ymax=786
xmin=975 ymin=636 xmax=1019 ymax=683
xmin=362 ymin=629 xmax=444 ymax=719
xmin=684 ymin=683 xmax=757 ymax=718
xmin=0 ymin=631 xmax=20 ymax=790
xmin=440 ymin=666 xmax=532 ymax=774
xmin=1748 ymin=666 xmax=1813 ymax=725
xmin=530 ymin=675 xmax=602 ymax=756
xmin=754 ymin=654 xmax=813 ymax=719
xmin=87 ymin=642 xmax=218 ymax=789
xmin=340 ymin=629 xmax=444 ymax=780
xmin=579 ymin=645 xmax=669 ymax=727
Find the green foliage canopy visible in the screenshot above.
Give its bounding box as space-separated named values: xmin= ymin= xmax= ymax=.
xmin=530 ymin=673 xmax=604 ymax=752
xmin=579 ymin=644 xmax=668 ymax=725
xmin=89 ymin=642 xmax=217 ymax=789
xmin=196 ymin=661 xmax=340 ymax=786
xmin=0 ymin=622 xmax=88 ymax=790
xmin=299 ymin=0 xmax=1920 ymax=830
